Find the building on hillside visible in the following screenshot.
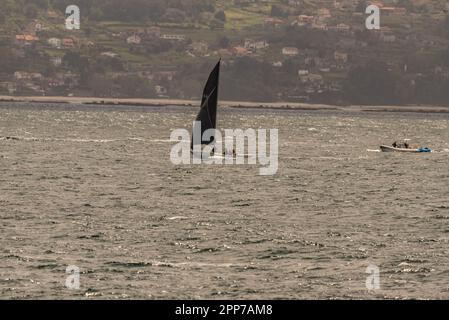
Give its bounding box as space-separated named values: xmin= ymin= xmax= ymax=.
xmin=155 ymin=85 xmax=168 ymax=97
xmin=25 ymin=21 xmax=45 ymax=35
xmin=293 ymin=15 xmax=315 ymax=26
xmin=15 ymin=34 xmax=39 ymax=44
xmin=380 ymin=33 xmax=396 ymax=42
xmin=264 ymin=17 xmax=284 ymax=28
xmin=244 ymin=39 xmax=269 ymax=52
xmin=148 ymin=71 xmax=176 ymax=82
xmin=101 ymin=52 xmax=120 ymax=58
xmin=311 ymin=21 xmax=328 ymax=30
xmin=299 ymin=73 xmax=323 ymax=84
xmin=126 ymin=35 xmax=142 ymax=45
xmin=381 ymin=7 xmax=407 ymax=16
xmin=308 ymin=74 xmax=324 ymax=84
xmin=217 ymin=48 xmax=232 ymax=57
xmin=47 ymin=10 xmax=61 ymax=20
xmin=231 ymin=46 xmax=251 ymax=56
xmin=334 ymin=51 xmax=348 ymax=64
xmin=0 ymin=82 xmax=17 ymax=94
xmin=282 ymin=47 xmax=299 ymax=56
xmin=48 ymin=38 xmax=62 ymax=48
xmin=159 ymin=34 xmax=186 ymax=41
xmin=51 ymin=56 xmax=62 ymax=67
xmin=371 ymin=1 xmax=384 ymax=8
xmin=335 ymin=23 xmax=350 ymax=32
xmin=147 ymin=26 xmax=161 ymax=37
xmin=317 ymin=8 xmax=332 ymax=19
xmin=14 ymin=72 xmax=43 ymax=80
xmin=188 ymin=41 xmax=209 ymax=55
xmin=63 ymin=38 xmax=75 ymax=47
xmin=46 ymin=77 xmax=65 ymax=88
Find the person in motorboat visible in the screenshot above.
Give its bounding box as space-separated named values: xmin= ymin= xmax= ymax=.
xmin=392 ymin=141 xmax=411 ymax=149
xmin=223 ymin=147 xmax=236 ymax=157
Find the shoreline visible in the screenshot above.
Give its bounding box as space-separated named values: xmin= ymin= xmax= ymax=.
xmin=1 ymin=95 xmax=449 ymax=114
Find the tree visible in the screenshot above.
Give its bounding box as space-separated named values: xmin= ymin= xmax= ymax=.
xmin=24 ymin=4 xmax=39 ymax=18
xmin=344 ymin=61 xmax=399 ymax=105
xmin=439 ymin=49 xmax=449 ymax=67
xmin=162 ymin=8 xmax=186 ymax=23
xmin=62 ymin=52 xmax=90 ymax=73
xmin=356 ymin=0 xmax=367 ymax=13
xmin=214 ymin=10 xmax=226 ymax=22
xmin=0 ymin=47 xmax=21 ymax=73
xmin=216 ymin=35 xmax=230 ymax=49
xmin=88 ymin=74 xmax=115 ymax=97
xmin=25 ymin=0 xmax=48 ymax=10
xmin=442 ymin=15 xmax=449 ymax=39
xmin=210 ymin=18 xmax=224 ymax=29
xmin=114 ymin=75 xmax=155 ymax=98
xmin=271 ymin=5 xmax=286 ymax=18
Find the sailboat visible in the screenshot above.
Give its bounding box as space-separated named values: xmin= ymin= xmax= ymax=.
xmin=191 ymin=59 xmax=220 ymax=157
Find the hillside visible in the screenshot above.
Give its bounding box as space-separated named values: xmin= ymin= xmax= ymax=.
xmin=1 ymin=0 xmax=449 ymax=105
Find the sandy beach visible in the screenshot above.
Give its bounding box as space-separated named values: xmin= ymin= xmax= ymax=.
xmin=1 ymin=95 xmax=449 ymax=114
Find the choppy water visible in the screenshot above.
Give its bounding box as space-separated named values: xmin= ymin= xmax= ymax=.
xmin=1 ymin=102 xmax=449 ymax=299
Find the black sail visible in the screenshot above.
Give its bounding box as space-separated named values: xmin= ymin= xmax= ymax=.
xmin=192 ymin=60 xmax=220 ymax=149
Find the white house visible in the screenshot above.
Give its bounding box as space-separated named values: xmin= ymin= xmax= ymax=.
xmin=101 ymin=52 xmax=120 ymax=58
xmin=155 ymin=85 xmax=168 ymax=96
xmin=317 ymin=8 xmax=331 ymax=19
xmin=127 ymin=35 xmax=142 ymax=45
xmin=188 ymin=41 xmax=209 ymax=55
xmin=380 ymin=34 xmax=396 ymax=42
xmin=282 ymin=47 xmax=299 ymax=56
xmin=311 ymin=22 xmax=328 ymax=30
xmin=334 ymin=51 xmax=348 ymax=63
xmin=51 ymin=56 xmax=62 ymax=67
xmin=160 ymin=34 xmax=185 ymax=41
xmin=335 ymin=23 xmax=350 ymax=32
xmin=14 ymin=72 xmax=43 ymax=80
xmin=244 ymin=39 xmax=269 ymax=52
xmin=293 ymin=15 xmax=314 ymax=26
xmin=48 ymin=38 xmax=61 ymax=48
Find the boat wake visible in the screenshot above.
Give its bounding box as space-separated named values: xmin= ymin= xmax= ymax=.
xmin=150 ymin=139 xmax=178 ymax=143
xmin=432 ymin=149 xmax=449 ymax=153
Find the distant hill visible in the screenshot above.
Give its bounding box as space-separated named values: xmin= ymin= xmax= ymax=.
xmin=1 ymin=0 xmax=449 ymax=105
